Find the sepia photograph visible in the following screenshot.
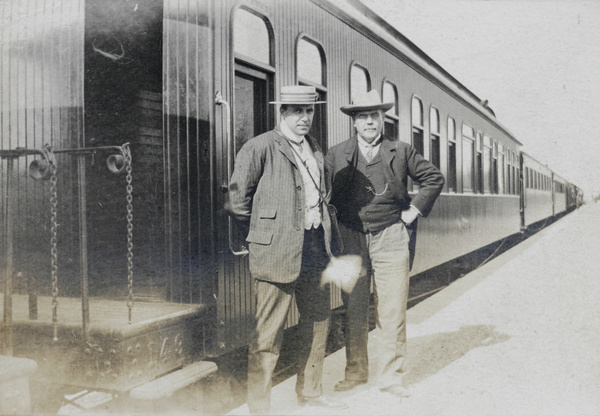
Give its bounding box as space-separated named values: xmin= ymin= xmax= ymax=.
xmin=1 ymin=0 xmax=599 ymax=415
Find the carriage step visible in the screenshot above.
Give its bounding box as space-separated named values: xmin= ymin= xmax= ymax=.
xmin=129 ymin=361 xmax=218 ymax=400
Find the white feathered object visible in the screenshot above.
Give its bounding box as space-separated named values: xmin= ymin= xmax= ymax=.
xmin=321 ymin=255 xmax=363 ymax=293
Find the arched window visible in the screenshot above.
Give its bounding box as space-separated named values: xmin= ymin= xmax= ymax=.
xmin=476 ymin=132 xmax=483 ymax=193
xmin=429 ymin=107 xmax=440 ymax=168
xmin=297 ymin=36 xmax=327 ymax=149
xmin=497 ymin=144 xmax=505 ymax=194
xmin=297 ymin=38 xmax=324 ymax=86
xmin=462 ymin=124 xmax=475 ymax=193
xmin=447 ymin=117 xmax=457 ymax=192
xmin=234 ymin=8 xmax=271 ymax=64
xmin=383 ymin=81 xmax=399 ymax=139
xmin=350 ymin=64 xmax=370 ymax=103
xmin=483 ymin=134 xmax=492 ymax=193
xmin=233 ymin=7 xmax=275 ymax=152
xmin=411 ymin=97 xmax=424 ymax=156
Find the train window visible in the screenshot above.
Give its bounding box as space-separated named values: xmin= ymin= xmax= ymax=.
xmin=350 ymin=64 xmax=371 ymax=102
xmin=492 ymin=141 xmax=499 ymax=194
xmin=297 ymin=38 xmax=324 ymax=86
xmin=462 ymin=124 xmax=475 ymax=193
xmin=447 ymin=117 xmax=457 ymax=192
xmin=476 ymin=132 xmax=483 ymax=193
xmin=483 ymin=135 xmax=492 ymax=193
xmin=234 ymin=8 xmax=271 ymax=65
xmin=497 ymin=144 xmax=505 ymax=194
xmin=430 ymin=107 xmax=440 ymax=168
xmin=383 ymin=81 xmax=399 ymax=140
xmin=297 ymin=37 xmax=327 ymax=149
xmin=530 ymin=169 xmax=533 ymax=189
xmin=513 ymin=159 xmax=519 ymax=195
xmin=411 ymin=97 xmax=424 ymax=156
xmin=233 ymin=8 xmax=274 ymax=150
xmin=507 ymin=150 xmax=512 ymax=194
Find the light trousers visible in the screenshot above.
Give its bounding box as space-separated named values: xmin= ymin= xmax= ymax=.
xmin=247 ymin=227 xmax=331 ymax=413
xmin=340 ymin=220 xmax=411 ymax=389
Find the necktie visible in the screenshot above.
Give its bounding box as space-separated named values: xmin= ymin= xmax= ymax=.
xmin=366 ymin=146 xmax=373 ymax=162
xmin=365 ymin=138 xmax=382 ymax=162
xmin=291 ymin=139 xmax=304 ymax=154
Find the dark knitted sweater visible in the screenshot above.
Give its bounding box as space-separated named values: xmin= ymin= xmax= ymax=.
xmin=337 ymin=151 xmax=403 ymax=233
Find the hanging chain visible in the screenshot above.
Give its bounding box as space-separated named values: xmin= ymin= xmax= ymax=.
xmin=47 ymin=148 xmax=59 ymax=341
xmin=123 ymin=144 xmax=134 ymax=324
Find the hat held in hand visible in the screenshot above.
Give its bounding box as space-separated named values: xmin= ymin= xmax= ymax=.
xmin=321 ymin=255 xmax=363 ymax=293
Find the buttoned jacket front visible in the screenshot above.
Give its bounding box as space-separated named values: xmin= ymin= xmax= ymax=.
xmin=325 ymin=135 xmax=444 ymax=220
xmin=226 ymin=127 xmax=333 ymax=284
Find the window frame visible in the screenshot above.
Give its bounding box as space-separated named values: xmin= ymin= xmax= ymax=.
xmin=429 ymin=106 xmax=440 ymax=169
xmin=447 ymin=116 xmax=457 ymax=193
xmin=461 ymin=124 xmax=475 ymax=193
xmin=382 ymin=79 xmax=399 ymax=140
xmin=296 ymin=34 xmax=328 ymax=150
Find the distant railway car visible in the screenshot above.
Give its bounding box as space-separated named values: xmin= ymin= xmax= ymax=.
xmin=520 ymin=152 xmax=554 ymax=228
xmin=0 ymin=0 xmax=580 ymax=401
xmin=552 ymin=173 xmax=569 ymax=216
xmin=566 ymin=183 xmax=584 ymax=211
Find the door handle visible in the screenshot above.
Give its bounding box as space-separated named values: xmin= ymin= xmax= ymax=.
xmin=216 ymin=91 xmax=248 ymax=256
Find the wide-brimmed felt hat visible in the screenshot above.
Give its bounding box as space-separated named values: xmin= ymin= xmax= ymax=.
xmin=340 ymin=90 xmax=394 ymax=115
xmin=269 ymin=85 xmax=326 ymax=104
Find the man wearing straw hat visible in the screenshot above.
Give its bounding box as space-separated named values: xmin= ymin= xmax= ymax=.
xmin=226 ymin=85 xmax=346 ymax=413
xmin=325 ymin=90 xmax=444 ymax=398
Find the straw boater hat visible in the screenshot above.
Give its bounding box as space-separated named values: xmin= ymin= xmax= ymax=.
xmin=269 ymin=85 xmax=326 ymax=104
xmin=340 ymin=90 xmax=394 ymax=115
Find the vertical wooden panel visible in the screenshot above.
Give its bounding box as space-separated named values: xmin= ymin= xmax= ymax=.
xmin=1 ymin=0 xmax=84 ymax=297
xmin=162 ymin=0 xmax=214 ymax=312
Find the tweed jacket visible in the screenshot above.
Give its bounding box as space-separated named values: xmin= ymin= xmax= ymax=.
xmin=325 ymin=135 xmax=444 ymax=225
xmin=225 ymin=127 xmax=334 ymax=284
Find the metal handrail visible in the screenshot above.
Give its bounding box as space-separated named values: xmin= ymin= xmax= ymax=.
xmin=215 ymin=91 xmax=248 ymax=256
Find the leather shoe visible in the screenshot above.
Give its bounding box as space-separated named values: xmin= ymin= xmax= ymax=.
xmin=334 ymin=378 xmax=368 ymax=392
xmin=298 ymin=395 xmax=348 ymax=409
xmin=380 ymin=384 xmax=410 ymax=398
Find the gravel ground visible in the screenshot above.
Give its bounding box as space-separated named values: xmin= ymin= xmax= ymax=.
xmin=228 ymin=203 xmax=600 ymax=416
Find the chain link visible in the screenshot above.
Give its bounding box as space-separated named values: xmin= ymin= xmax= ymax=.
xmin=48 ymin=149 xmax=59 ymax=341
xmin=123 ymin=144 xmax=134 ymax=324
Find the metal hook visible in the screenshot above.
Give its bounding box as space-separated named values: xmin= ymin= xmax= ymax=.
xmin=107 ymin=154 xmax=125 ymax=173
xmin=28 ymin=144 xmax=56 ymax=180
xmin=106 ymin=143 xmax=131 ymax=174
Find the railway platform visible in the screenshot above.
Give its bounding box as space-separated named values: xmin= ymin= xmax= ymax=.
xmin=227 ymin=202 xmax=600 ymax=416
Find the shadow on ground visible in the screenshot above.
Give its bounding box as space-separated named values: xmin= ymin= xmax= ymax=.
xmin=404 ymin=324 xmax=510 ymax=387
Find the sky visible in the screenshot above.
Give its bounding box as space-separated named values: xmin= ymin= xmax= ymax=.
xmin=361 ymin=0 xmax=600 ymax=199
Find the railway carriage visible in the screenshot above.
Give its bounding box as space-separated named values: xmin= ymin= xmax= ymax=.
xmin=0 ymin=0 xmax=581 ymax=402
xmin=521 ymin=152 xmax=554 ymax=228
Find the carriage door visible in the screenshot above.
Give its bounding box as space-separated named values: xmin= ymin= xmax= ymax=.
xmin=228 ymin=7 xmax=275 ymax=255
xmin=215 ymin=7 xmax=274 ymax=354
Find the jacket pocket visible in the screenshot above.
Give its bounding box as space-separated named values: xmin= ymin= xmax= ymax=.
xmin=259 ymin=208 xmax=277 ymax=219
xmin=246 ymin=230 xmax=273 ymax=245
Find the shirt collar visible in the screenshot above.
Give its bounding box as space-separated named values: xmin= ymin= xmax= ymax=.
xmin=357 ymin=133 xmax=382 ymax=148
xmin=280 ymin=121 xmax=305 ymax=144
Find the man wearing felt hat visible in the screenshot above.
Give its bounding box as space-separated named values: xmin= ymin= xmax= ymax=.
xmin=325 ymin=90 xmax=444 ymax=398
xmin=226 ymin=85 xmax=346 ymax=413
